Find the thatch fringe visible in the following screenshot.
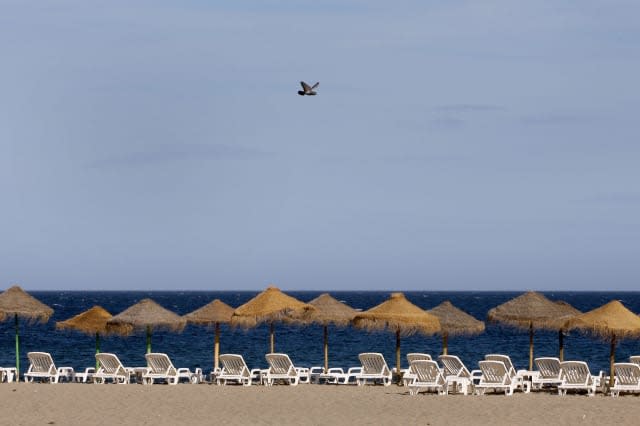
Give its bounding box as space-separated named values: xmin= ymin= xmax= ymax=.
xmin=352 ymin=293 xmax=440 ymax=336
xmin=563 ymin=300 xmax=640 ymax=341
xmin=184 ymin=299 xmax=234 ymax=326
xmin=56 ymin=305 xmax=120 ymax=336
xmin=230 ymin=286 xmax=315 ymax=329
xmin=0 ymin=285 xmax=53 ymax=324
xmin=427 ymin=301 xmax=485 ymax=336
xmin=107 ymin=298 xmax=186 ymax=335
xmin=487 ymin=291 xmax=581 ymax=331
xmin=290 ymin=293 xmax=357 ymax=327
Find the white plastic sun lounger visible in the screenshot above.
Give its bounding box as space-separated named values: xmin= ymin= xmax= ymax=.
xmin=142 ymin=353 xmax=202 ymax=385
xmin=94 ymin=353 xmax=134 ymax=384
xmin=217 ymin=354 xmax=261 ymax=386
xmin=24 ymin=352 xmax=75 ymax=384
xmin=265 ymin=353 xmax=308 ymax=386
xmin=629 ymin=356 xmax=640 ymax=366
xmin=485 ymin=354 xmax=530 ymax=393
xmin=74 ymin=367 xmax=95 ymax=383
xmin=0 ymin=366 xmax=18 ymax=383
xmin=438 ymin=355 xmax=479 ymax=395
xmin=313 ymin=367 xmax=362 ymax=385
xmin=610 ymin=363 xmax=640 ymax=397
xmin=402 ymin=353 xmax=433 ymax=382
xmin=475 ymin=360 xmax=529 ymax=395
xmin=355 ymin=353 xmax=392 ymax=386
xmin=558 ymin=361 xmax=603 ymax=396
xmin=531 ymin=357 xmax=563 ymax=390
xmin=407 ymin=360 xmax=447 ymax=396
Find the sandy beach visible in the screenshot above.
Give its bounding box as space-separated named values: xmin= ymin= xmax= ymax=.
xmin=3 ymin=383 xmax=640 ymax=426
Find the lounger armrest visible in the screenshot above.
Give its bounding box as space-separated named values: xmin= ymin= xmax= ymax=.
xmin=176 ymin=368 xmax=191 ymax=375
xmin=470 ymin=369 xmax=483 ymax=383
xmin=327 ymin=368 xmax=345 ymax=374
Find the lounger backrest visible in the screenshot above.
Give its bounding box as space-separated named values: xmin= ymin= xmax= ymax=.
xmin=559 ymin=361 xmax=591 ymax=385
xmin=27 ymin=352 xmax=56 ymax=374
xmin=479 ymin=360 xmax=510 ymax=385
xmin=534 ymin=357 xmax=561 ymax=379
xmin=266 ymin=353 xmax=294 ymax=375
xmin=358 ymin=353 xmax=389 ymax=375
xmin=485 ymin=354 xmax=516 ymax=377
xmin=220 ymin=354 xmax=249 ymax=377
xmin=629 ymin=356 xmax=640 ymax=366
xmin=145 ymin=353 xmax=176 ymax=375
xmin=614 ymin=363 xmax=640 ymax=386
xmin=407 ymin=353 xmax=432 ymax=364
xmin=438 ymin=355 xmax=470 ymax=378
xmin=411 ymin=360 xmax=441 ymax=383
xmin=96 ymin=353 xmax=124 ymax=374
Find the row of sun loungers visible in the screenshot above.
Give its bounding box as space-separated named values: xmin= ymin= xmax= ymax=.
xmin=11 ymin=351 xmax=640 ymax=397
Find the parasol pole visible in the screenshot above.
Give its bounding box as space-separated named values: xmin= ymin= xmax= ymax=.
xmin=323 ymin=325 xmax=329 ymax=373
xmin=558 ymin=329 xmax=564 ymax=362
xmin=269 ymin=322 xmax=275 ymax=354
xmin=395 ymin=329 xmax=401 ymax=384
xmin=214 ymin=322 xmax=220 ymax=372
xmin=442 ymin=332 xmax=448 ymax=356
xmin=609 ymin=334 xmax=616 ymax=389
xmin=95 ymin=332 xmax=101 ymax=370
xmin=146 ymin=325 xmax=152 ymax=354
xmin=15 ymin=314 xmax=20 ymax=381
xmin=529 ymin=321 xmax=534 ymax=371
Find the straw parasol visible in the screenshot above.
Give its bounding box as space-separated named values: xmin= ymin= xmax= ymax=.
xmin=352 ymin=292 xmax=441 ymax=380
xmin=487 ymin=291 xmax=581 ymax=370
xmin=293 ymin=293 xmax=357 ymax=372
xmin=184 ymin=299 xmax=234 ymax=371
xmin=56 ymin=305 xmax=126 ymax=369
xmin=427 ymin=301 xmax=485 ymax=355
xmin=230 ymin=286 xmax=315 ymax=353
xmin=0 ymin=285 xmax=54 ymax=378
xmin=563 ymin=300 xmax=640 ymax=388
xmin=107 ymin=298 xmax=186 ymax=353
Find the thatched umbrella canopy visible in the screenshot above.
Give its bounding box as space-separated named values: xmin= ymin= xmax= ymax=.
xmin=563 ymin=300 xmax=640 ymax=388
xmin=352 ymin=292 xmax=441 ymax=380
xmin=487 ymin=291 xmax=581 ymax=369
xmin=427 ymin=301 xmax=485 ymax=355
xmin=230 ymin=286 xmax=315 ymax=353
xmin=0 ymin=285 xmax=54 ymax=377
xmin=292 ymin=293 xmax=357 ymax=372
xmin=107 ymin=298 xmax=186 ymax=353
xmin=56 ymin=305 xmax=124 ymax=369
xmin=184 ymin=299 xmax=234 ymax=371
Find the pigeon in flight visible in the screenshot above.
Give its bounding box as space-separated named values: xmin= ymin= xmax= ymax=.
xmin=298 ymin=81 xmax=319 ymax=96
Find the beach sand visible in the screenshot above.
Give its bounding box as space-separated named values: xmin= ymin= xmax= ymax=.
xmin=2 ymin=383 xmax=639 ymax=426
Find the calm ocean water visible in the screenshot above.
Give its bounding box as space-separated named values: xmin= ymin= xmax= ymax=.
xmin=1 ymin=291 xmax=639 ymax=375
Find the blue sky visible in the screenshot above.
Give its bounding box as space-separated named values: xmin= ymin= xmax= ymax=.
xmin=1 ymin=1 xmax=639 ymax=290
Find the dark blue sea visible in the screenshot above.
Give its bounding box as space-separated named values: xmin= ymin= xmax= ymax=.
xmin=2 ymin=291 xmax=639 ymax=376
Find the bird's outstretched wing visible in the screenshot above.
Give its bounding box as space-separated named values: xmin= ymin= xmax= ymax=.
xmin=311 ymin=82 xmax=319 ymax=90
xmin=300 ymin=81 xmax=311 ymax=91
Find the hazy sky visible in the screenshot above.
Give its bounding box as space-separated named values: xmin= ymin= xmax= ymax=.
xmin=2 ymin=1 xmax=639 ymax=290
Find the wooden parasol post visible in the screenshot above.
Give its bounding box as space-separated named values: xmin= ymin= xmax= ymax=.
xmin=395 ymin=329 xmax=401 ymax=384
xmin=214 ymin=322 xmax=220 ymax=372
xmin=15 ymin=314 xmax=20 ymax=380
xmin=558 ymin=330 xmax=564 ymax=361
xmin=609 ymin=334 xmax=616 ymax=389
xmin=442 ymin=332 xmax=448 ymax=356
xmin=146 ymin=325 xmax=152 ymax=353
xmin=529 ymin=321 xmax=534 ymax=371
xmin=269 ymin=322 xmax=275 ymax=354
xmin=323 ymin=325 xmax=329 ymax=373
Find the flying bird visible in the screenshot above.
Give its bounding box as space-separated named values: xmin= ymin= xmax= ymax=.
xmin=298 ymin=81 xmax=319 ymax=96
